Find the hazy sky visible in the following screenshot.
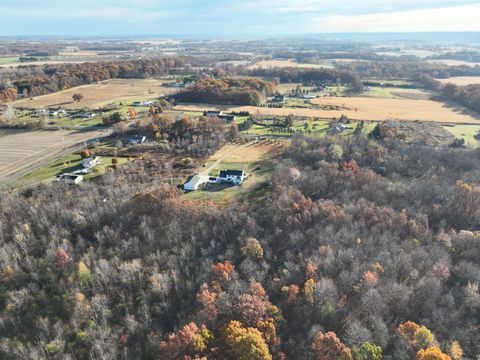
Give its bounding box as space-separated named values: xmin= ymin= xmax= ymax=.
xmin=1 ymin=0 xmax=479 ymax=36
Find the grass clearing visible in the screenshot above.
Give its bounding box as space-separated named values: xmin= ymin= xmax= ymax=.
xmin=0 ymin=56 xmax=19 ymax=65
xmin=444 ymin=124 xmax=480 ymax=148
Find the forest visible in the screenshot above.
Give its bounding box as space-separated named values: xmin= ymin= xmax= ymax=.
xmin=176 ymin=76 xmax=277 ymax=106
xmin=1 ymin=133 xmax=479 ymax=359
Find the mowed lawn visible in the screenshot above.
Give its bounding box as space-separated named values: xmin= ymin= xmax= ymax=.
xmin=175 ymin=96 xmax=480 ymax=124
xmin=14 ymin=79 xmax=178 ymax=110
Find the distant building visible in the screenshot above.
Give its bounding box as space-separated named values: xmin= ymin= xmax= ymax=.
xmin=184 ymin=175 xmax=209 ymax=191
xmin=203 ymin=110 xmax=235 ymax=122
xmin=303 ymin=94 xmax=317 ymax=99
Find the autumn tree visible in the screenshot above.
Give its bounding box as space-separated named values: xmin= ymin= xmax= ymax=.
xmin=72 ymin=93 xmax=84 ymax=102
xmin=312 ymin=331 xmax=347 ymax=360
xmin=222 ymin=320 xmax=272 ymax=360
xmin=416 ymin=347 xmax=452 ymax=360
xmin=352 ymin=342 xmax=382 ymax=360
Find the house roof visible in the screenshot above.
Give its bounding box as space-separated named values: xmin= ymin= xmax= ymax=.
xmin=184 ymin=175 xmax=209 ymax=188
xmin=219 ymin=169 xmax=245 ymax=178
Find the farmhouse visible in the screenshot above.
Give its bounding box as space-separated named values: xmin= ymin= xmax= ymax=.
xmin=82 ymin=156 xmax=100 ymax=169
xmin=218 ymin=169 xmax=246 ymax=185
xmin=184 ymin=175 xmax=209 ymax=191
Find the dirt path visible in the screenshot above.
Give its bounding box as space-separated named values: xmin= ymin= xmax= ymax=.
xmin=199 ymin=142 xmax=252 ymax=176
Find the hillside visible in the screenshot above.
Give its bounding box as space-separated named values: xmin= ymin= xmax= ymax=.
xmin=1 ymin=134 xmax=479 ymax=359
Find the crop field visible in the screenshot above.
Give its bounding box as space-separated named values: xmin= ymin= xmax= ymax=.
xmin=426 ymin=59 xmax=480 ymax=67
xmin=14 ymin=79 xmax=178 ymax=110
xmin=248 ymin=59 xmax=333 ymax=69
xmin=175 ymin=96 xmax=480 ymax=124
xmin=0 ymin=128 xmax=105 ymax=182
xmin=436 ymin=76 xmax=480 ymax=86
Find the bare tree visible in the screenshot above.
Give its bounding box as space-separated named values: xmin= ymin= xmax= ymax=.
xmin=2 ymin=103 xmax=16 ymax=124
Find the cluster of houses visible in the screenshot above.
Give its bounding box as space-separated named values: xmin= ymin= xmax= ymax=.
xmin=184 ymin=169 xmax=246 ymax=191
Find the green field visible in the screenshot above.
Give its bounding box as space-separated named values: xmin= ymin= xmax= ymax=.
xmin=17 ymin=154 xmax=130 ymax=187
xmin=0 ymin=56 xmax=19 ymax=65
xmin=444 ymin=124 xmax=480 ymax=148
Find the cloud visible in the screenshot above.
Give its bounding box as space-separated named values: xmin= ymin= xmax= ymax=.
xmin=309 ymin=3 xmax=480 ymax=32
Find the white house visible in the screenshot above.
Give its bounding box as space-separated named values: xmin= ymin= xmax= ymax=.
xmin=218 ymin=170 xmax=246 ymax=185
xmin=58 ymin=173 xmax=83 ymax=185
xmin=303 ymin=94 xmax=317 ymax=99
xmin=184 ymin=175 xmax=209 ymax=191
xmin=82 ymin=156 xmax=100 ymax=169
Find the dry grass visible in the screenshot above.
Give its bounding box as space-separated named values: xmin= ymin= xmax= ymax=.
xmin=175 ymin=96 xmax=480 ymax=124
xmin=436 ymin=76 xmax=480 ymax=86
xmin=14 ymin=79 xmax=177 ymax=110
xmin=213 ymin=142 xmax=283 ymax=163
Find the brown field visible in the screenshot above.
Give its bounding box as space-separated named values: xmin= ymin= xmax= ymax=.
xmin=0 ymin=128 xmax=104 ymax=181
xmin=426 ymin=59 xmax=480 ymax=67
xmin=436 ymin=76 xmax=480 ymax=86
xmin=14 ymin=79 xmax=178 ymax=110
xmin=175 ymin=96 xmax=480 ymax=124
xmin=248 ymin=59 xmax=331 ymax=69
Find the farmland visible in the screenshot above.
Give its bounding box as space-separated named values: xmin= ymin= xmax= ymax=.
xmin=248 ymin=59 xmax=333 ymax=69
xmin=175 ymin=96 xmax=480 ymax=124
xmin=436 ymin=76 xmax=480 ymax=86
xmin=0 ymin=128 xmax=105 ymax=184
xmin=13 ymin=79 xmax=177 ymax=110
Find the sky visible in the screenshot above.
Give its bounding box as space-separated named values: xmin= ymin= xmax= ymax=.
xmin=0 ymin=0 xmax=480 ymax=36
